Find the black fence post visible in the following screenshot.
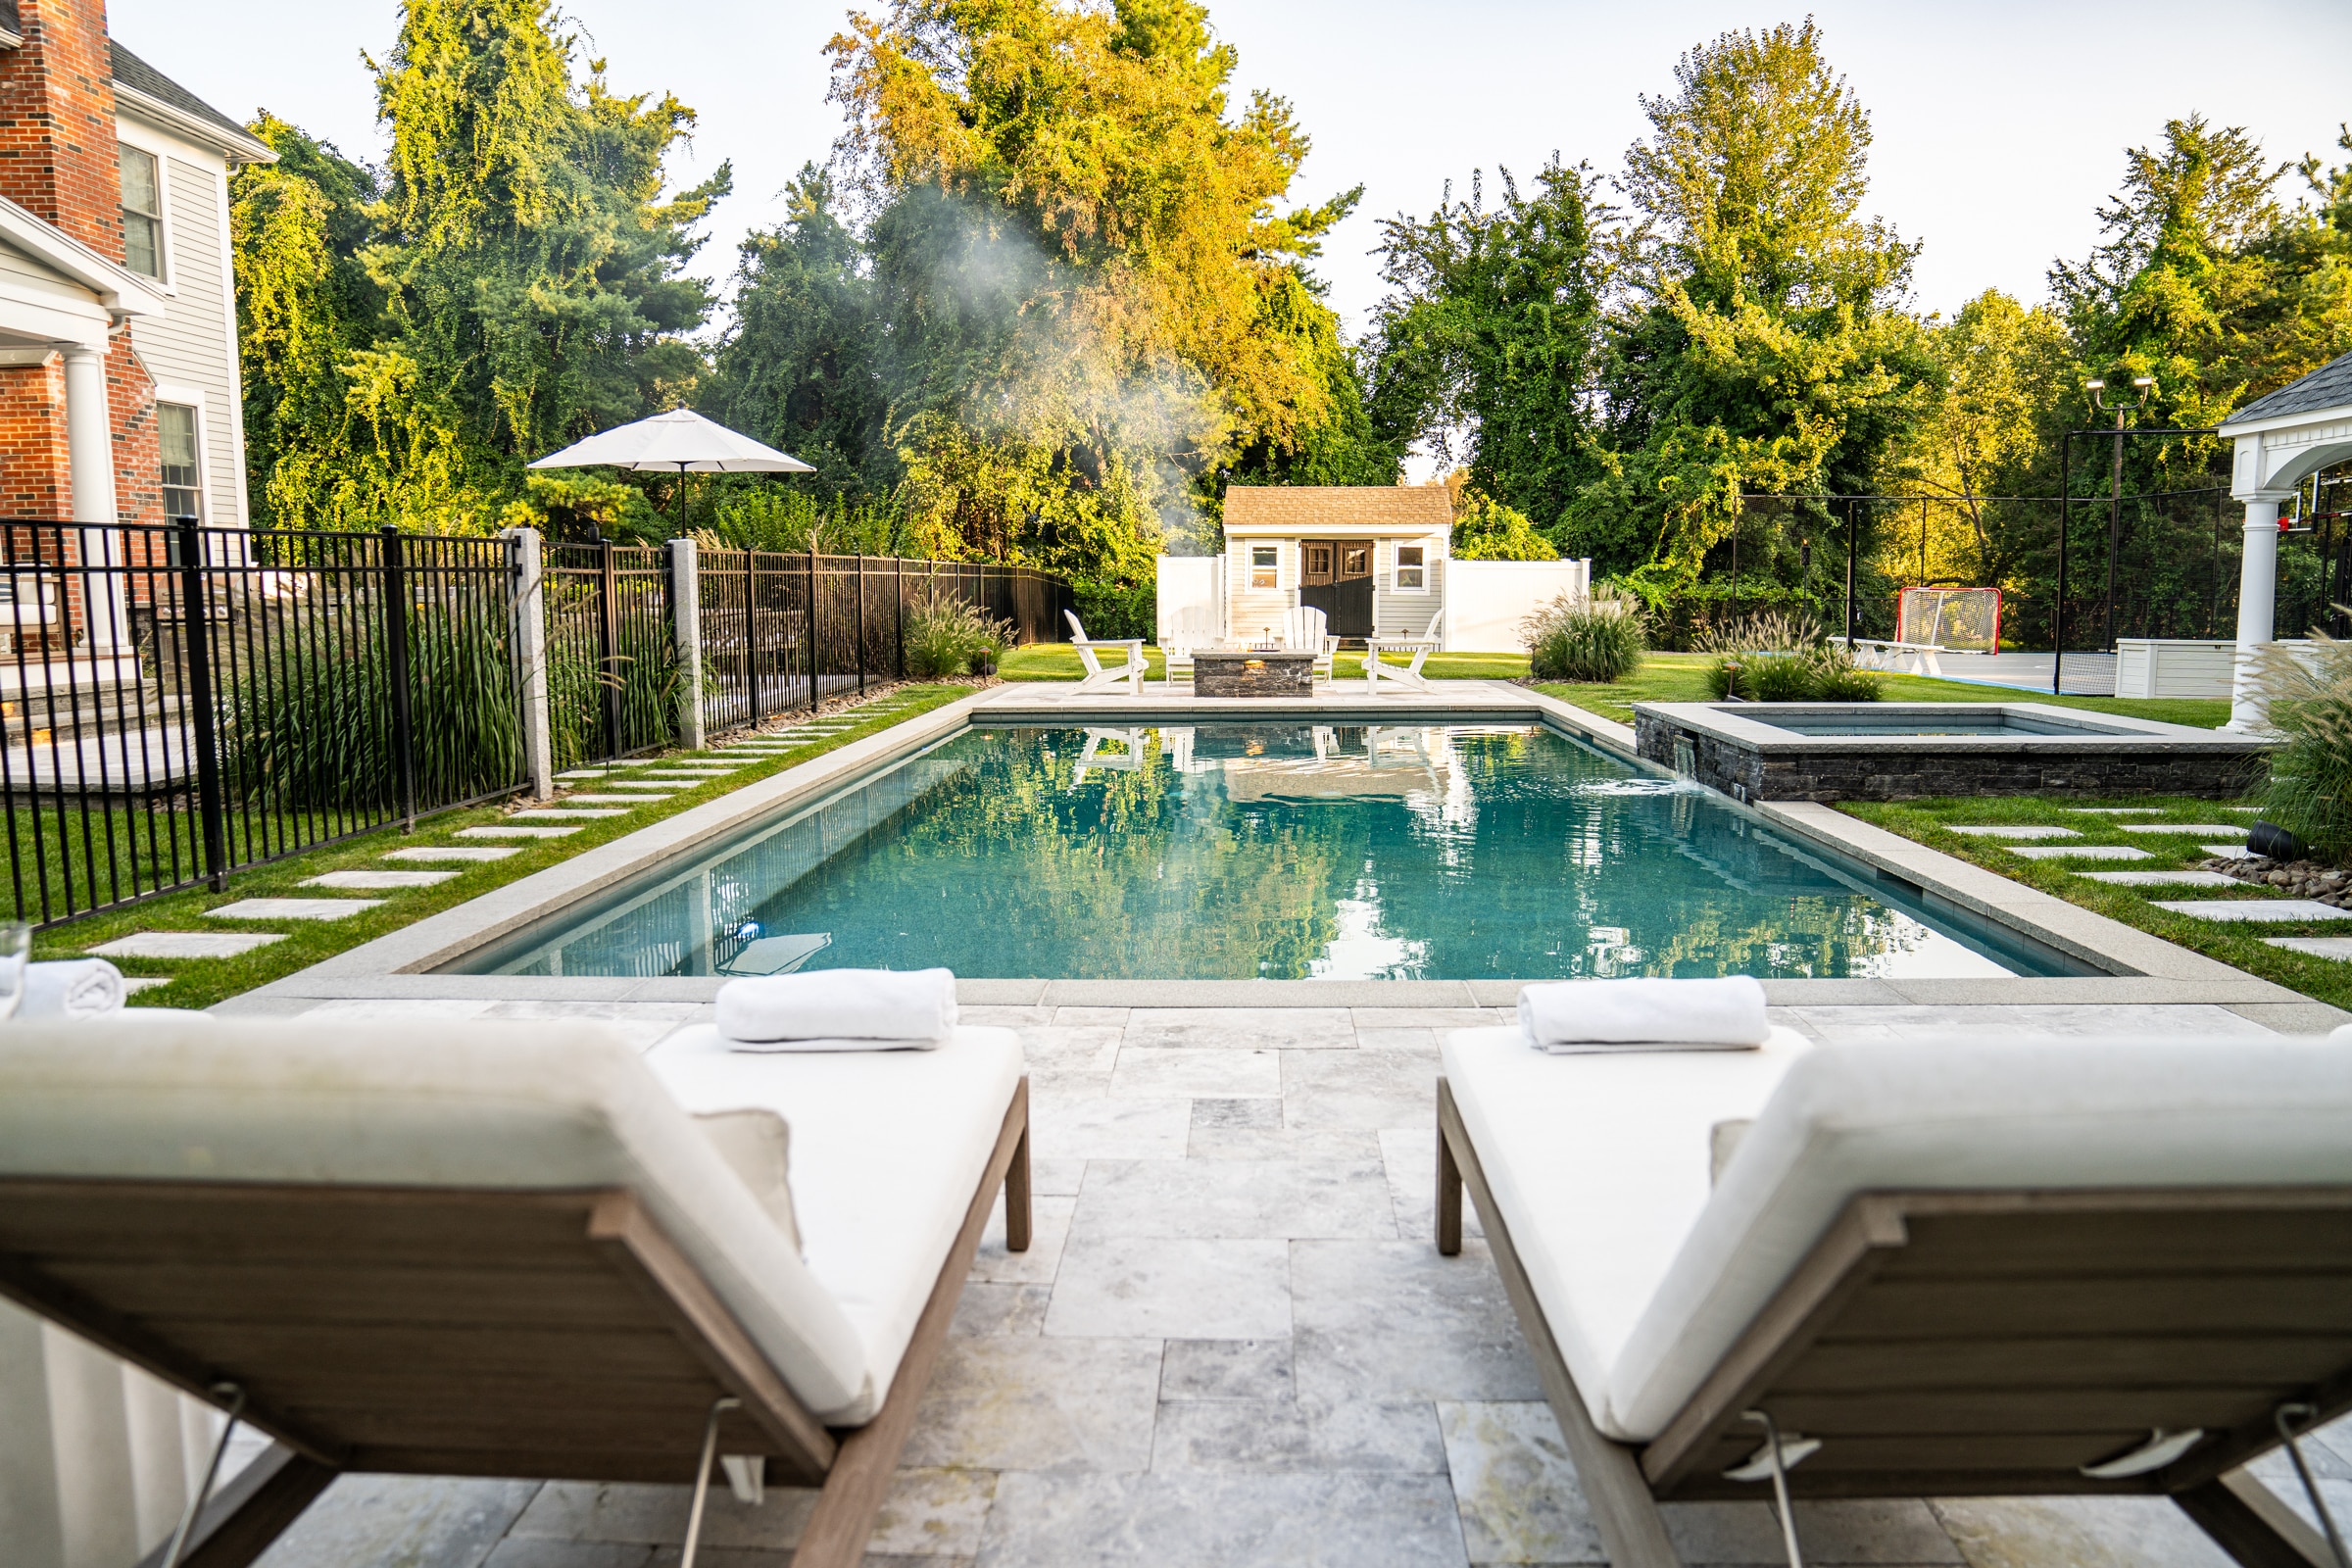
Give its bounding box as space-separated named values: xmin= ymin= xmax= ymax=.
xmin=378 ymin=524 xmax=416 ymax=832
xmin=597 ymin=537 xmax=621 ymax=760
xmin=178 ymin=518 xmax=229 ymax=889
xmin=806 ymin=547 xmax=819 ymax=713
xmin=856 ymin=550 xmax=867 ymax=698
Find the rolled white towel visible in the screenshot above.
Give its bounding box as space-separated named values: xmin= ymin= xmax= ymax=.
xmin=716 ymin=967 xmax=956 ymax=1051
xmin=1519 ymin=975 xmax=1768 ymax=1054
xmin=16 ymin=959 xmax=127 ymax=1022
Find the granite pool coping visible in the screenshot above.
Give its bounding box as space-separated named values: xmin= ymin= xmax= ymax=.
xmin=220 ymin=681 xmax=2315 ymax=1018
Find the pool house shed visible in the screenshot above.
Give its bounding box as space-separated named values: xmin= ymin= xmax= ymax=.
xmin=1155 ymin=484 xmax=1590 ymax=652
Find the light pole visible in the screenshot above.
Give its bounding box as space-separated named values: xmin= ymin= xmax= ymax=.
xmin=2087 ymin=375 xmax=2154 ymax=651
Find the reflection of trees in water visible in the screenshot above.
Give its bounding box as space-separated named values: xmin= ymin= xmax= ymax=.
xmin=1641 ymin=899 xmax=1925 ymax=979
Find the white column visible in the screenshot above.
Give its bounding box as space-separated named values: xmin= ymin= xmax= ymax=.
xmin=58 ymin=345 xmax=128 ymax=653
xmin=2227 ymin=496 xmax=2285 ymax=732
xmin=668 ymin=535 xmax=706 ymax=750
xmin=504 ymin=526 xmax=555 ymax=799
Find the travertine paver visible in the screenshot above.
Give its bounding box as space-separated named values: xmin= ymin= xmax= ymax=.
xmin=206 ymin=898 xmax=386 ymax=921
xmin=1945 ymin=824 xmax=2080 ymax=840
xmin=457 ymin=825 xmax=578 ymax=839
xmin=384 ymin=847 xmax=520 ymax=863
xmin=246 ymin=997 xmax=2332 ymax=1568
xmin=302 ymin=870 xmax=459 ymax=890
xmin=2116 ymin=823 xmax=2249 ymax=836
xmin=88 ymin=931 xmax=283 ymax=959
xmin=2205 ymin=844 xmax=2254 ymax=858
xmin=552 ymin=794 xmax=668 ymax=806
xmin=508 ymin=808 xmax=629 ymax=820
xmin=2008 ymin=844 xmax=2150 ymax=860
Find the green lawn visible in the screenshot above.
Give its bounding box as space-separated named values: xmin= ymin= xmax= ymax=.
xmin=41 ymin=683 xmax=977 ymax=1010
xmin=999 ymin=644 xmax=1531 ymax=683
xmin=1535 ymin=652 xmax=2231 ymax=729
xmin=1844 ymin=794 xmax=2349 ymax=1009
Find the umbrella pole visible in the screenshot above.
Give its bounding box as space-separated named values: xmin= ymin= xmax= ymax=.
xmin=677 ymin=464 xmax=688 ymax=538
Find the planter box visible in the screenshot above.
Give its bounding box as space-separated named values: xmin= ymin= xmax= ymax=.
xmin=2115 ymin=639 xmax=2235 ymax=699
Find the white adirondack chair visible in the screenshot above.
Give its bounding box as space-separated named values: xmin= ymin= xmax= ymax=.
xmin=1064 ymin=610 xmax=1146 ymax=696
xmin=1161 ymin=605 xmax=1217 ymax=687
xmin=1282 ymin=605 xmax=1339 ymax=684
xmin=1071 ymin=727 xmax=1147 ymax=783
xmin=1365 ymin=610 xmax=1444 ymax=692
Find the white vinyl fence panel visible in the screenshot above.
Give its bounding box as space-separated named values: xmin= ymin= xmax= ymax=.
xmin=1443 ymin=558 xmax=1591 ymax=652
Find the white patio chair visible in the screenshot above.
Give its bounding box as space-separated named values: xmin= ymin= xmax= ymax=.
xmin=1062 ymin=610 xmax=1146 ymax=696
xmin=1160 ymin=606 xmax=1216 ymax=689
xmin=1365 ymin=610 xmax=1444 ymax=692
xmin=1283 ymin=605 xmax=1339 ymax=685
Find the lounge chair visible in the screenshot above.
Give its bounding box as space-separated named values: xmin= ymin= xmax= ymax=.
xmin=1366 ymin=610 xmax=1444 ymax=692
xmin=1062 ymin=610 xmax=1146 ymax=696
xmin=0 ymin=1016 xmax=1031 ymax=1568
xmin=1434 ymin=1024 xmax=2352 ymax=1568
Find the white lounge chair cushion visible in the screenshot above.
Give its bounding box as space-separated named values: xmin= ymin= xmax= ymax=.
xmin=646 ymin=1023 xmax=1024 ymax=1423
xmin=1607 ymin=1033 xmax=2352 ymax=1441
xmin=0 ymin=1018 xmax=876 ymax=1420
xmin=1446 ymin=1025 xmax=2352 ymax=1445
xmin=1440 ymin=1024 xmax=1815 ymax=1441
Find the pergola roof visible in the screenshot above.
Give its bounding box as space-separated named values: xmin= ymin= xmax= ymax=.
xmin=2226 ymin=348 xmax=2352 ymax=427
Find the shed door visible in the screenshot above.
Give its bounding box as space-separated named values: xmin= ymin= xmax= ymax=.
xmin=1299 ymin=540 xmax=1374 ymax=636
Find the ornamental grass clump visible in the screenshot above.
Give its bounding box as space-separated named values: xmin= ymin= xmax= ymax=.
xmin=1523 ymin=593 xmax=1645 ymax=682
xmin=904 ymin=592 xmax=1013 ymax=678
xmin=2251 ymin=632 xmax=2352 ymax=860
xmin=1692 ymin=612 xmax=1880 ymax=702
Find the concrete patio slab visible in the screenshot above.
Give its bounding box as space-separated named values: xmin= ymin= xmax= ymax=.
xmin=552 ymin=794 xmax=667 ymax=805
xmin=92 ymin=931 xmax=284 ymax=959
xmin=302 ymin=870 xmax=459 ymax=890
xmin=2118 ymin=823 xmax=2249 ymax=836
xmin=2266 ymin=937 xmax=2352 ymax=959
xmin=457 ymin=825 xmax=580 ymax=839
xmin=384 ymin=847 xmax=521 ymax=862
xmin=507 ymin=808 xmax=629 ymax=820
xmin=1945 ymin=823 xmax=2082 ymax=839
xmin=2151 ymin=900 xmax=2348 ymax=922
xmin=2204 ymin=844 xmax=2253 ymax=857
xmin=206 ymin=898 xmax=385 ymax=921
xmin=2009 ymin=845 xmax=2151 ymax=860
xmin=2078 ymin=870 xmax=2242 ymax=887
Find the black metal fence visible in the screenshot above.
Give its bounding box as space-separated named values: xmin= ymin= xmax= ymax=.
xmin=0 ymin=520 xmax=525 ymax=927
xmin=694 ymin=552 xmax=1067 ymax=735
xmin=0 ymin=525 xmax=1072 ymax=929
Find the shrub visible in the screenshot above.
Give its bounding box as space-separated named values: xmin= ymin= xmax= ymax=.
xmin=905 ymin=592 xmax=1013 ymax=678
xmin=1070 ymin=578 xmax=1154 ymax=641
xmin=1688 ymin=612 xmax=1881 ymax=704
xmin=545 ymin=585 xmax=682 ymax=768
xmin=1523 ymin=593 xmax=1644 ymax=682
xmin=1806 ymin=649 xmax=1884 ymax=702
xmin=2252 ymin=634 xmax=2352 ymax=859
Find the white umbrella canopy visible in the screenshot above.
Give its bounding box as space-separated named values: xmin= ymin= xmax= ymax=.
xmin=529 ymin=407 xmax=814 ymax=475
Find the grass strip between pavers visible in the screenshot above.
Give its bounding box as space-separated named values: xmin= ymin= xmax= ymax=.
xmin=1842 ymin=795 xmax=2352 ymax=1011
xmin=46 ymin=682 xmax=979 ymax=1012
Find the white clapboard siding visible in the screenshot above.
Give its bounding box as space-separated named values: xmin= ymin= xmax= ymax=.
xmin=125 ymin=148 xmax=244 ymax=529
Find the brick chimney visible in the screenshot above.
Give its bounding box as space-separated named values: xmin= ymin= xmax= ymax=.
xmin=0 ymin=0 xmax=125 ymax=261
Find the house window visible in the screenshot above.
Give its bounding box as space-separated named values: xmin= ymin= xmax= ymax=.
xmin=122 ymin=147 xmax=163 ymax=278
xmin=1250 ymin=545 xmax=1278 ymax=589
xmin=160 ymin=404 xmax=201 ymax=519
xmin=1396 ymin=545 xmax=1427 ymax=590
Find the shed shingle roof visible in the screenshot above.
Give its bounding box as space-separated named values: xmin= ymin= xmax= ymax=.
xmin=2226 ymin=348 xmax=2352 ymax=428
xmin=1222 ymin=485 xmax=1452 ymax=532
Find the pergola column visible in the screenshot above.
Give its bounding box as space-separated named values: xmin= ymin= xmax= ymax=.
xmin=2226 ymin=494 xmax=2292 ymax=733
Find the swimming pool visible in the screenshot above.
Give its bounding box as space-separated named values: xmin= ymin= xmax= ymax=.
xmin=459 ymin=722 xmax=2070 ymax=981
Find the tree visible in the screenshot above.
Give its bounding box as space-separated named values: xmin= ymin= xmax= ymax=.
xmin=1576 ymin=21 xmax=1932 ymax=584
xmin=232 ymin=0 xmax=726 ymax=532
xmin=1451 ymin=491 xmax=1559 ymax=560
xmin=823 ymin=0 xmax=1362 ymax=578
xmin=1366 ymin=159 xmax=1612 ymax=542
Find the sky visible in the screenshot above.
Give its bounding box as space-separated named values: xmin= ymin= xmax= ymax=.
xmin=114 ymin=0 xmax=2352 ymax=338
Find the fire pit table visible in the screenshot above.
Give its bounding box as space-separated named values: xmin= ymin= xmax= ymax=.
xmin=1193 ymin=649 xmax=1316 ymax=698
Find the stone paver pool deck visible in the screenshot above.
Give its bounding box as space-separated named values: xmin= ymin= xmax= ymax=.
xmin=233 ymin=994 xmax=2352 ymax=1568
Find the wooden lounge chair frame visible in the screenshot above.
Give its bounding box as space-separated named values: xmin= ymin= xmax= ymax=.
xmin=1063 ymin=610 xmax=1146 ymax=696
xmin=0 ymin=1078 xmax=1032 ymax=1568
xmin=1365 ymin=610 xmax=1443 ymax=692
xmin=1436 ymin=1077 xmax=2352 ymax=1568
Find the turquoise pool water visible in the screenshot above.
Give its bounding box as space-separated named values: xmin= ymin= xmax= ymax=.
xmin=463 ymin=722 xmax=2066 ymax=981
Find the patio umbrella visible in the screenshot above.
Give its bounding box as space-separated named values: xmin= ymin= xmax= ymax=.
xmin=528 ymin=408 xmax=813 ymax=535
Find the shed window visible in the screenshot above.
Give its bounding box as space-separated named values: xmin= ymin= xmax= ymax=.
xmin=1396 ymin=545 xmax=1427 ymax=590
xmin=1250 ymin=545 xmax=1278 ymax=589
xmin=122 ymin=147 xmax=163 ymax=278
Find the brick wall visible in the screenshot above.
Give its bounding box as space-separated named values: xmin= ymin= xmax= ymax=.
xmin=0 ymin=360 xmax=71 ymax=518
xmin=0 ymin=0 xmax=126 ymax=259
